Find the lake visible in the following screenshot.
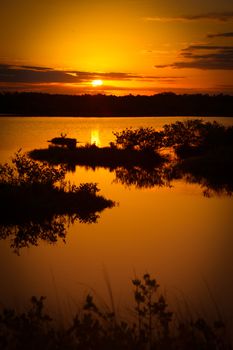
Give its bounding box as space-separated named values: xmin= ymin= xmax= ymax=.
xmin=0 ymin=116 xmax=233 ymax=328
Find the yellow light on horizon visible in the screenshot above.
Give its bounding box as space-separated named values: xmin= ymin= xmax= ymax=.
xmin=91 ymin=130 xmax=100 ymax=146
xmin=91 ymin=79 xmax=103 ymax=87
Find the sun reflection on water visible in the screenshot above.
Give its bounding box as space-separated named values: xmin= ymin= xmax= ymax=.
xmin=91 ymin=129 xmax=100 ymax=146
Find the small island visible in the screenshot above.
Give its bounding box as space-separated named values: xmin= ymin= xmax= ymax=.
xmin=0 ymin=151 xmax=114 ymax=253
xmin=29 ymin=120 xmax=233 ymax=196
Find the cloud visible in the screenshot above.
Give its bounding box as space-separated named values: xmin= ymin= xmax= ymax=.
xmin=144 ymin=11 xmax=233 ymax=22
xmin=0 ymin=64 xmax=184 ymax=84
xmin=21 ymin=65 xmax=53 ymax=71
xmin=0 ymin=65 xmax=77 ymax=83
xmin=207 ymin=32 xmax=233 ymax=38
xmin=182 ymin=45 xmax=233 ymax=51
xmin=155 ymin=45 xmax=233 ymax=70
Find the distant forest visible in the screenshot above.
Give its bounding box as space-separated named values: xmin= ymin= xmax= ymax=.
xmin=0 ymin=92 xmax=233 ymax=116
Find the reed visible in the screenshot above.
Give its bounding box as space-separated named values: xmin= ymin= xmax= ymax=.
xmin=0 ymin=274 xmax=231 ymax=350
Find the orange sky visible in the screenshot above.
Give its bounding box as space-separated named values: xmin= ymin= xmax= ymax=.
xmin=0 ymin=0 xmax=233 ymax=95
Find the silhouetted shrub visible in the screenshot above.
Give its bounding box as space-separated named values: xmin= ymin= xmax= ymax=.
xmin=0 ymin=274 xmax=230 ymax=349
xmin=29 ymin=144 xmax=165 ymax=169
xmin=113 ymin=127 xmax=163 ymax=152
xmin=0 ymin=152 xmax=114 ymax=253
xmin=162 ymin=119 xmax=233 ymax=157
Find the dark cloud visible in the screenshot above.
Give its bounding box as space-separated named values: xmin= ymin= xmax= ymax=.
xmin=207 ymin=32 xmax=233 ymax=38
xmin=0 ymin=65 xmax=77 ymax=83
xmin=182 ymin=45 xmax=233 ymax=51
xmin=0 ymin=64 xmax=185 ymax=84
xmin=21 ymin=65 xmax=53 ymax=71
xmin=155 ymin=45 xmax=233 ymax=70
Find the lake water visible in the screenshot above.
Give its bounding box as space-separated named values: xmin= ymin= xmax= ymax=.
xmin=0 ymin=116 xmax=233 ymax=328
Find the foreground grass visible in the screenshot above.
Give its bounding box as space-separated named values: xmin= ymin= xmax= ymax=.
xmin=0 ymin=274 xmax=231 ymax=350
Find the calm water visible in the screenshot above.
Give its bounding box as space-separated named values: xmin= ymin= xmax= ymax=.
xmin=0 ymin=116 xmax=233 ymax=326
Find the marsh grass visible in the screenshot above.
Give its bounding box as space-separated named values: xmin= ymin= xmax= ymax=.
xmin=0 ymin=274 xmax=231 ymax=350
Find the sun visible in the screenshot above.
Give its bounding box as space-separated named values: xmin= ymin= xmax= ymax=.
xmin=91 ymin=79 xmax=103 ymax=87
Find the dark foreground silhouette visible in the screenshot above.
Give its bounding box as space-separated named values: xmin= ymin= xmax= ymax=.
xmin=0 ymin=152 xmax=114 ymax=254
xmin=0 ymin=274 xmax=231 ymax=350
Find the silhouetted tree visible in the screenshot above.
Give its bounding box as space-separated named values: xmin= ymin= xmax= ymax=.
xmin=113 ymin=127 xmax=163 ymax=152
xmin=162 ymin=119 xmax=233 ymax=157
xmin=1 ymin=92 xmax=232 ymax=116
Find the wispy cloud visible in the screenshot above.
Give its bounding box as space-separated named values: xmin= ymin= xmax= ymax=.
xmin=144 ymin=12 xmax=233 ymax=22
xmin=0 ymin=64 xmax=184 ymax=84
xmin=0 ymin=64 xmax=77 ymax=83
xmin=155 ymin=45 xmax=233 ymax=70
xmin=207 ymin=32 xmax=233 ymax=38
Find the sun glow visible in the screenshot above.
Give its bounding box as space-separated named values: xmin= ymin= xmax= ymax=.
xmin=91 ymin=130 xmax=100 ymax=146
xmin=91 ymin=79 xmax=103 ymax=87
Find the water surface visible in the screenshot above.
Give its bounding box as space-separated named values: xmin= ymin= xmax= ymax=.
xmin=0 ymin=116 xmax=233 ymax=326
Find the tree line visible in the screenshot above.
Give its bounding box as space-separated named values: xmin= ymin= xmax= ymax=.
xmin=0 ymin=92 xmax=233 ymax=116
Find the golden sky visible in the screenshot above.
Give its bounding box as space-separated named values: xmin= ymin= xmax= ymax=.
xmin=0 ymin=0 xmax=233 ymax=95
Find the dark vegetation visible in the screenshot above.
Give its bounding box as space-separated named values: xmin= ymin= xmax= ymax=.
xmin=1 ymin=92 xmax=233 ymax=116
xmin=162 ymin=119 xmax=233 ymax=196
xmin=29 ymin=120 xmax=233 ymax=196
xmin=30 ymin=144 xmax=165 ymax=170
xmin=162 ymin=119 xmax=233 ymax=157
xmin=0 ymin=274 xmax=231 ymax=350
xmin=0 ymin=152 xmax=114 ymax=253
xmin=48 ymin=135 xmax=77 ymax=149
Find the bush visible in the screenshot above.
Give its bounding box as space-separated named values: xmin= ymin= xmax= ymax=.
xmin=0 ymin=152 xmax=115 ymax=253
xmin=113 ymin=127 xmax=163 ymax=152
xmin=0 ymin=151 xmax=66 ymax=189
xmin=162 ymin=119 xmax=233 ymax=157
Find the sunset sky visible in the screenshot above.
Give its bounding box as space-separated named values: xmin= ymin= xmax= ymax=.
xmin=0 ymin=0 xmax=233 ymax=95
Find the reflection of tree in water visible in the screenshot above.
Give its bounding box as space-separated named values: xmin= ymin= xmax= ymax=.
xmin=0 ymin=212 xmax=100 ymax=255
xmin=172 ymin=155 xmax=233 ymax=197
xmin=114 ymin=165 xmax=171 ymax=189
xmin=0 ymin=216 xmax=66 ymax=254
xmin=113 ymin=161 xmax=233 ymax=197
xmin=183 ymin=174 xmax=233 ymax=197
